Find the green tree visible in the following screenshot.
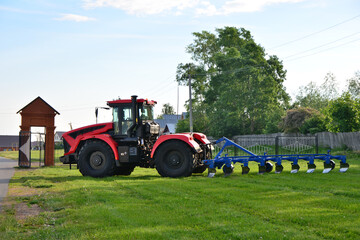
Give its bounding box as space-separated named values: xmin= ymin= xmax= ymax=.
xmin=299 ymin=113 xmax=326 ymax=134
xmin=346 ymin=71 xmax=360 ymax=99
xmin=294 ymin=72 xmax=339 ymax=110
xmin=157 ymin=103 xmax=175 ymax=119
xmin=161 ymin=103 xmax=175 ymax=115
xmin=294 ymin=82 xmax=325 ymax=110
xmin=177 ymin=27 xmax=289 ymax=137
xmin=324 ymin=93 xmax=360 ymax=132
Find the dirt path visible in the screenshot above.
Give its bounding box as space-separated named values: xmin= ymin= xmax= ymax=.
xmin=0 ymin=157 xmax=17 ymax=211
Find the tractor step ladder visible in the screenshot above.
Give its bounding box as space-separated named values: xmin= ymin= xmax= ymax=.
xmin=203 ymin=137 xmax=349 ymax=177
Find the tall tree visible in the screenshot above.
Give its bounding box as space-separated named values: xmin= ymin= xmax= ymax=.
xmin=157 ymin=103 xmax=175 ymax=119
xmin=347 ymin=71 xmax=360 ymax=99
xmin=294 ymin=82 xmax=327 ymax=110
xmin=324 ymin=93 xmax=360 ymax=132
xmin=176 ymin=27 xmax=289 ymax=137
xmin=161 ymin=103 xmax=175 ymax=115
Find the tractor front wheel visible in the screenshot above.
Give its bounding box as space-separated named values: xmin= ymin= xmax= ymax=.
xmin=78 ymin=140 xmax=116 ymax=178
xmin=155 ymin=141 xmax=194 ymax=178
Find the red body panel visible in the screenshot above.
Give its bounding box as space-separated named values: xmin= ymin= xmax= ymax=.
xmin=63 ymin=121 xmax=209 ymax=163
xmin=62 ymin=122 xmax=120 ymax=160
xmin=150 ymin=133 xmax=202 ymax=158
xmin=192 ymin=132 xmax=211 ymax=145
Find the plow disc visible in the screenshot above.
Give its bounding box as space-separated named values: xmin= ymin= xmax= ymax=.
xmin=203 ymin=137 xmax=349 ymax=177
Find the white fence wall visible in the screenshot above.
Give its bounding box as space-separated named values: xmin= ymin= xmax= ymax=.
xmin=316 ymin=132 xmax=360 ymax=151
xmin=233 ymin=132 xmax=360 ymax=151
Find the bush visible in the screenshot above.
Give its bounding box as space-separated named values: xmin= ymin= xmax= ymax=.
xmin=282 ymin=107 xmax=322 ymax=133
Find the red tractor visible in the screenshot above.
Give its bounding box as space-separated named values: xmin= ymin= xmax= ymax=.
xmin=60 ymin=95 xmax=212 ymax=178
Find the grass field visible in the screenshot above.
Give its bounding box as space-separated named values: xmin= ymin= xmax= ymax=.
xmin=0 ymin=150 xmax=64 ymax=163
xmin=0 ymin=151 xmax=359 ymax=239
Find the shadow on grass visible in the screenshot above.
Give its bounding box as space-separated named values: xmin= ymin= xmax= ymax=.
xmin=9 ymin=174 xmax=163 ymax=185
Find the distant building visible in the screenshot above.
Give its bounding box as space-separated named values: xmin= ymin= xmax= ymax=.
xmin=0 ymin=135 xmax=19 ymax=151
xmin=155 ymin=113 xmax=186 ymax=134
xmin=55 ymin=131 xmax=66 ymax=143
xmin=0 ymin=131 xmax=67 ymax=151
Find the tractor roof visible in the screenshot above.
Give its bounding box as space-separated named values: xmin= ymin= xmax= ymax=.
xmin=107 ymin=98 xmax=157 ymax=106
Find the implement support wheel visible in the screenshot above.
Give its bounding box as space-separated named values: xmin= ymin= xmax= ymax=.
xmin=265 ymin=162 xmax=273 ymax=173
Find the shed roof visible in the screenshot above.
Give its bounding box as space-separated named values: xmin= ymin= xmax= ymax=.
xmin=17 ymin=96 xmax=60 ymax=115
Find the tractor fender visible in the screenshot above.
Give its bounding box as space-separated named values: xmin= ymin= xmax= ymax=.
xmin=151 ymin=134 xmax=202 ymax=159
xmin=81 ymin=134 xmax=120 ymax=161
xmin=192 ymin=132 xmax=211 ymax=145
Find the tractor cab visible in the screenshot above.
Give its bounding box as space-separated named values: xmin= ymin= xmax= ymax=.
xmin=107 ymin=95 xmax=160 ymax=139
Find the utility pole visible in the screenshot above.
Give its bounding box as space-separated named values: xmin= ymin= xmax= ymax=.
xmin=177 ymin=84 xmax=179 ymax=116
xmin=188 ymin=73 xmax=193 ymax=133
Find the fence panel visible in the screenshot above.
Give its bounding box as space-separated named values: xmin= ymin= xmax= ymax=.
xmin=276 ymin=136 xmax=318 ymax=155
xmin=234 ymin=137 xmax=276 ymax=155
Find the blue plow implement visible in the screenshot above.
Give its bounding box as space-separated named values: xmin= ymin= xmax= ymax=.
xmin=202 ymin=137 xmax=349 ymax=177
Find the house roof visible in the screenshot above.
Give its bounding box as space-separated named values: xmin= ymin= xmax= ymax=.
xmin=17 ymin=96 xmax=60 ymax=115
xmin=155 ymin=114 xmax=182 ymax=129
xmin=0 ymin=135 xmax=19 ymax=147
xmin=55 ymin=131 xmax=66 ymax=137
xmin=164 ymin=124 xmax=176 ymax=133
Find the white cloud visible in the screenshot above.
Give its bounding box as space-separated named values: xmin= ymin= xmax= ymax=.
xmin=196 ymin=0 xmax=306 ymax=16
xmin=82 ymin=0 xmax=306 ymax=16
xmin=195 ymin=2 xmax=219 ymax=16
xmin=55 ymin=14 xmax=96 ymax=22
xmin=219 ymin=0 xmax=305 ymax=15
xmin=82 ymin=0 xmax=200 ymax=15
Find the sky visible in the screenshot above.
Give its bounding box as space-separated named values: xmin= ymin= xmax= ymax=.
xmin=0 ymin=0 xmax=359 ymax=135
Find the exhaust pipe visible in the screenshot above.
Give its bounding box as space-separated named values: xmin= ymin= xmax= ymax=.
xmin=127 ymin=95 xmax=138 ymax=137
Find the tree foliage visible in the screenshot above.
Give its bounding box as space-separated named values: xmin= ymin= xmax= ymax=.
xmin=294 ymin=72 xmax=339 ymax=110
xmin=157 ymin=103 xmax=175 ymax=119
xmin=161 ymin=103 xmax=175 ymax=115
xmin=292 ymin=71 xmax=360 ymax=134
xmin=346 ymin=71 xmax=360 ymax=99
xmin=176 ymin=27 xmax=289 ymax=137
xmin=324 ymin=93 xmax=360 ymax=132
xmin=281 ymin=107 xmax=323 ymax=133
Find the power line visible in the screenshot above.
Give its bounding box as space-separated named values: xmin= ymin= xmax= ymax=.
xmin=284 ymin=32 xmax=360 ymax=59
xmin=271 ymin=13 xmax=360 ymax=50
xmin=286 ymin=37 xmax=360 ymax=62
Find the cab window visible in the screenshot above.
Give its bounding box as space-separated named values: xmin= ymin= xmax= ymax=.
xmin=121 ymin=107 xmax=133 ymax=135
xmin=140 ymin=105 xmax=154 ymax=121
xmin=113 ymin=107 xmax=120 ymax=135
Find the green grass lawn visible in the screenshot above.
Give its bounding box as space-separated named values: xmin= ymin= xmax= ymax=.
xmin=0 ymin=150 xmax=64 ymax=163
xmin=0 ymin=151 xmax=359 ymax=239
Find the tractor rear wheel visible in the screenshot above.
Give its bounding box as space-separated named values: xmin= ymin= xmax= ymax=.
xmin=155 ymin=141 xmax=194 ymax=178
xmin=78 ymin=140 xmax=116 ymax=178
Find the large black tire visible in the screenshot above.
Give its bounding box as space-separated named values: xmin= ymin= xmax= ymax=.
xmin=78 ymin=140 xmax=116 ymax=178
xmin=155 ymin=141 xmax=194 ymax=178
xmin=114 ymin=164 xmax=136 ymax=176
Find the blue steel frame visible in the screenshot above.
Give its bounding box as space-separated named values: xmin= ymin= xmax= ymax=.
xmin=203 ymin=137 xmax=347 ymax=171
